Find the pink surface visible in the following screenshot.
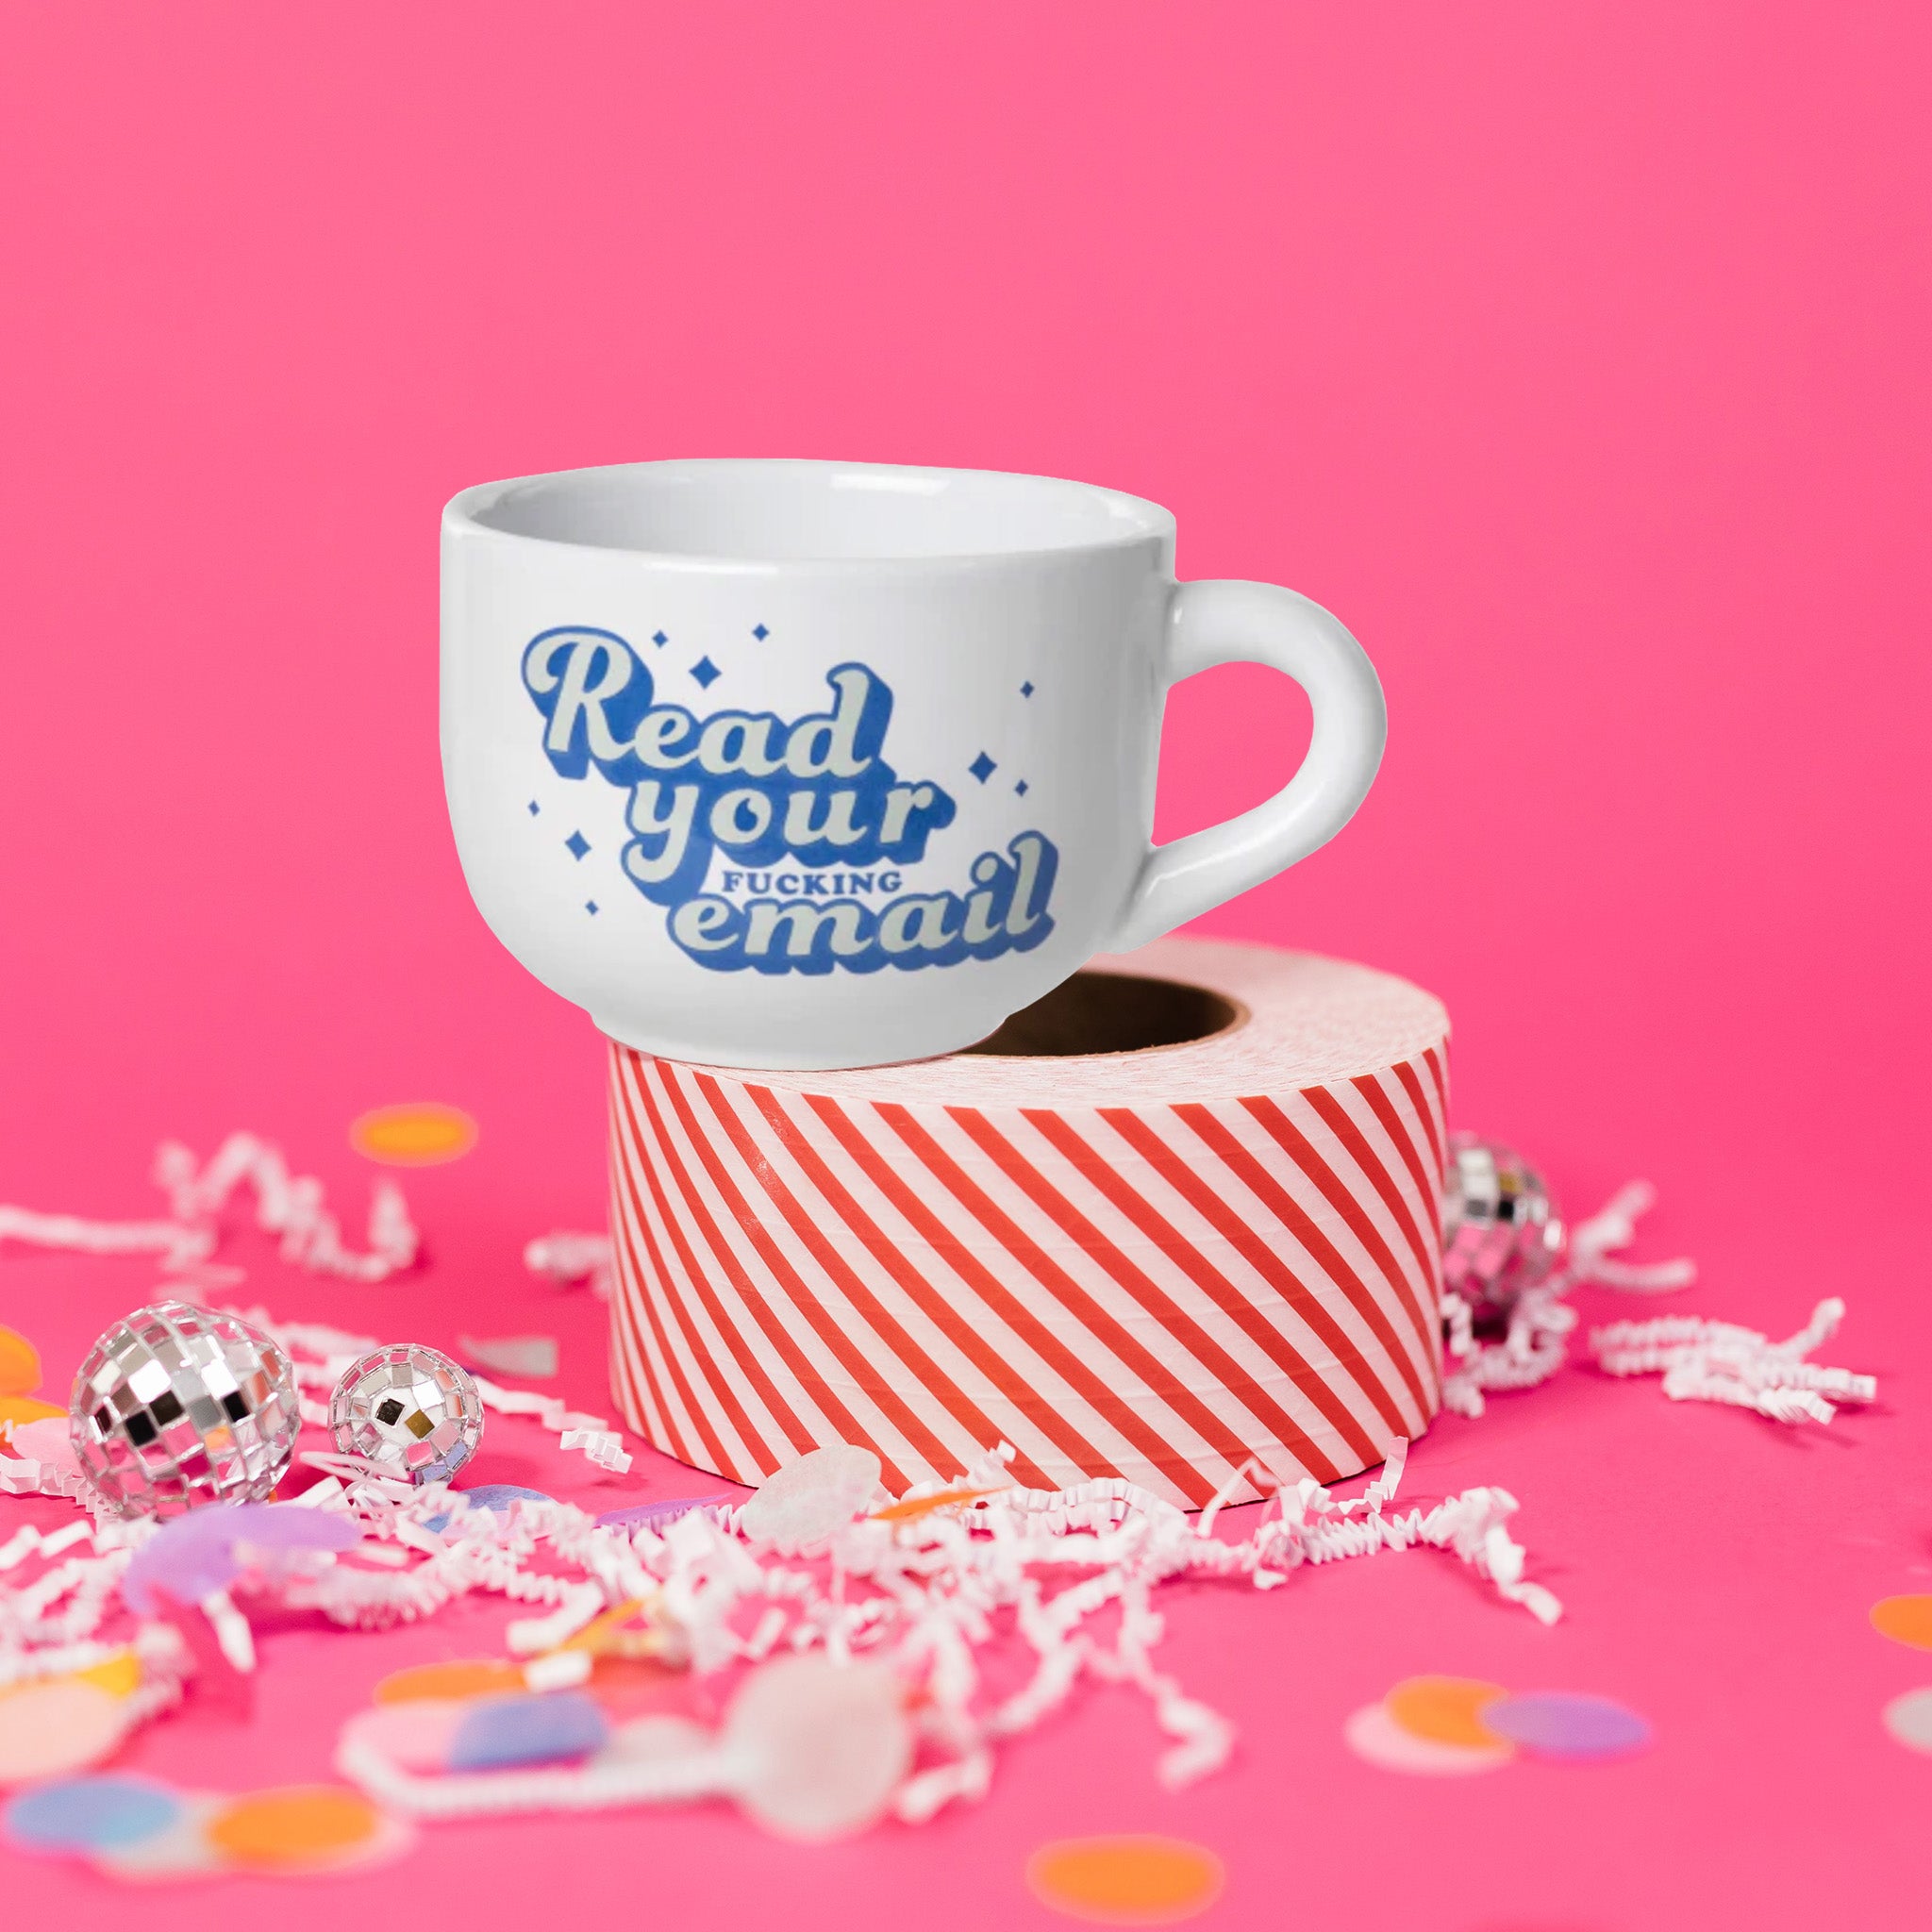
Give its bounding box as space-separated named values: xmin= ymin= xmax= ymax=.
xmin=1 ymin=3 xmax=1927 ymax=1926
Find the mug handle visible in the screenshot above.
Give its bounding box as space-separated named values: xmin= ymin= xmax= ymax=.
xmin=1108 ymin=579 xmax=1387 ymax=953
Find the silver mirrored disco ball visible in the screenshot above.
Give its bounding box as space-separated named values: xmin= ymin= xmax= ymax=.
xmin=1441 ymin=1133 xmax=1565 ymax=1312
xmin=70 ymin=1300 xmax=301 ymax=1519
xmin=328 ymin=1343 xmax=482 ymax=1484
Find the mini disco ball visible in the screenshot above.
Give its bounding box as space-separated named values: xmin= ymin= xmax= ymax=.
xmin=70 ymin=1300 xmax=301 ymax=1519
xmin=1441 ymin=1133 xmax=1566 ymax=1313
xmin=328 ymin=1343 xmax=483 ymax=1484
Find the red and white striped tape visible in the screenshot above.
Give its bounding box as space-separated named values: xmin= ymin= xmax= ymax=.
xmin=605 ymin=941 xmax=1448 ymax=1508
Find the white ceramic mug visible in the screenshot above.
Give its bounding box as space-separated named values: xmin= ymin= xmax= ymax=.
xmin=441 ymin=458 xmax=1385 ymax=1070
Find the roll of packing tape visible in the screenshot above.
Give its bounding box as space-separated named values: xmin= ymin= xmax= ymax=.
xmin=605 ymin=939 xmax=1449 ymax=1509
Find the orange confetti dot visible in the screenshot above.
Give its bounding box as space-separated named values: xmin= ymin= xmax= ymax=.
xmin=348 ymin=1103 xmax=479 ymax=1167
xmin=73 ymin=1650 xmax=142 ymax=1700
xmin=871 ymin=1485 xmax=1010 ymax=1524
xmin=591 ymin=1653 xmax=687 ymax=1694
xmin=1871 ymin=1596 xmax=1932 ymax=1651
xmin=0 ymin=1328 xmax=42 ymax=1398
xmin=373 ymin=1659 xmax=525 ymax=1705
xmin=1027 ymin=1836 xmax=1225 ymax=1925
xmin=206 ymin=1787 xmax=382 ymax=1867
xmin=1385 ymin=1674 xmax=1508 ymax=1748
xmin=559 ymin=1597 xmax=654 ymax=1656
xmin=0 ymin=1395 xmax=64 ymax=1427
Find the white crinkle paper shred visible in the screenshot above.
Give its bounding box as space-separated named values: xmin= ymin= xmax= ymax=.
xmin=0 ymin=1129 xmax=1873 ymax=1840
xmin=1 ymin=1351 xmax=1559 ymax=1833
xmin=524 ymin=1230 xmax=614 ymax=1301
xmin=1439 ymin=1180 xmax=1695 ymax=1417
xmin=0 ymin=1131 xmax=417 ymax=1283
xmin=1438 ymin=1177 xmax=1872 ymax=1428
xmin=310 ymin=1429 xmax=1560 ymax=1822
xmin=1590 ymin=1296 xmax=1874 ymax=1424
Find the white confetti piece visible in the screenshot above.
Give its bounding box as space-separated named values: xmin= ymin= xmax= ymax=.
xmin=1883 ymin=1687 xmax=1932 ymax=1754
xmin=459 ymin=1335 xmax=560 ymax=1378
xmin=724 ymin=1656 xmax=912 ymax=1840
xmin=739 ymin=1445 xmax=881 ymax=1552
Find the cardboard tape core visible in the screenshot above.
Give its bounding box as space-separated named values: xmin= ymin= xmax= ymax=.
xmin=963 ymin=971 xmax=1244 ymax=1060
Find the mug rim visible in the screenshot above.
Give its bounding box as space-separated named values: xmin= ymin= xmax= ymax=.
xmin=443 ymin=456 xmax=1177 ymax=574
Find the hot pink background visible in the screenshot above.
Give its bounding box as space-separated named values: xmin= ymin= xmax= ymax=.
xmin=2 ymin=4 xmax=1927 ymax=1926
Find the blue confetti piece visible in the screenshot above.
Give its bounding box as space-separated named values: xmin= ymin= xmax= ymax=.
xmin=448 ymin=1692 xmax=609 ymax=1771
xmin=8 ymin=1777 xmax=183 ymax=1852
xmin=424 ymin=1483 xmax=554 ymax=1534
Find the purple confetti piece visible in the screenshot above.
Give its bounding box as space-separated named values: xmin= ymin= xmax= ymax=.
xmin=1481 ymin=1691 xmax=1653 ymax=1761
xmin=123 ymin=1503 xmax=359 ymax=1613
xmin=447 ymin=1691 xmax=609 ymax=1771
xmin=594 ymin=1494 xmax=735 ymax=1535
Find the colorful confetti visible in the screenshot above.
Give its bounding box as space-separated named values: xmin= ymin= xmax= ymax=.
xmin=1026 ymin=1835 xmax=1226 ymax=1925
xmin=340 ymin=1701 xmax=470 ymax=1775
xmin=374 ymin=1659 xmax=527 ymax=1706
xmin=1383 ymin=1674 xmax=1508 ymax=1748
xmin=1343 ymin=1701 xmax=1513 ymax=1776
xmin=94 ymin=1794 xmax=228 ymax=1879
xmin=870 ymin=1484 xmax=1010 ymax=1524
xmin=8 ymin=1774 xmax=410 ymax=1884
xmin=7 ymin=1775 xmax=183 ymax=1853
xmin=205 ymin=1784 xmax=393 ymax=1871
xmin=446 ymin=1691 xmax=610 ymax=1771
xmin=421 ymin=1483 xmax=554 ymax=1534
xmin=0 ymin=1264 xmax=1566 ymax=1856
xmin=585 ymin=1652 xmax=696 ymax=1716
xmin=1871 ymin=1595 xmax=1932 ymax=1651
xmin=123 ymin=1503 xmax=363 ymax=1616
xmin=1481 ymin=1691 xmax=1653 ymax=1762
xmin=0 ymin=1327 xmax=42 ymax=1398
xmin=349 ymin=1103 xmax=479 ymax=1167
xmin=72 ymin=1650 xmax=142 ymax=1700
xmin=0 ymin=1395 xmax=62 ymax=1428
xmin=593 ymin=1494 xmax=735 ymax=1535
xmin=0 ymin=1679 xmax=129 ymax=1785
xmin=1881 ymin=1687 xmax=1932 ymax=1754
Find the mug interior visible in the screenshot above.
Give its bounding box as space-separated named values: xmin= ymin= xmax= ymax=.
xmin=462 ymin=458 xmax=1171 ymax=563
